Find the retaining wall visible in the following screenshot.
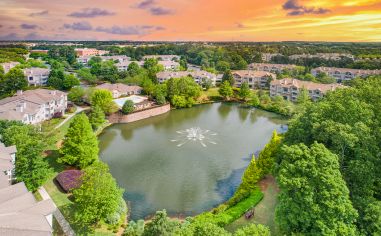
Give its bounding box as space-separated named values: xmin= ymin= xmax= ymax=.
xmin=108 ymin=104 xmax=170 ymax=123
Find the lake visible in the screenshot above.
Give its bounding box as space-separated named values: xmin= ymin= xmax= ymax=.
xmin=99 ymin=103 xmax=287 ymax=220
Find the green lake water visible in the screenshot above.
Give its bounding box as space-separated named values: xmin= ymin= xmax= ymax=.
xmin=99 ymin=103 xmax=287 ymax=220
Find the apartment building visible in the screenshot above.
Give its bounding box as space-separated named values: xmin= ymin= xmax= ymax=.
xmin=0 ymin=182 xmax=56 ymax=235
xmin=261 ymin=53 xmax=281 ymax=62
xmin=311 ymin=66 xmax=381 ymax=83
xmin=248 ymin=63 xmax=297 ymax=73
xmin=77 ymin=55 xmax=131 ymax=65
xmin=156 ymin=71 xmax=217 ymax=85
xmin=270 ymin=78 xmax=345 ymax=102
xmin=1 ymin=62 xmax=20 ymax=74
xmin=143 ymin=55 xmax=180 ymax=61
xmin=290 ymin=53 xmax=354 ymax=61
xmin=74 ymin=48 xmax=109 ymax=57
xmin=0 ymin=143 xmax=16 ymax=188
xmin=23 ymin=67 xmax=50 ymax=86
xmin=115 ymin=61 xmax=144 ymax=71
xmin=0 ymin=89 xmax=67 ymax=124
xmin=232 ymin=70 xmax=276 ymax=89
xmin=158 ymin=61 xmax=180 ymax=71
xmin=96 ymin=83 xmax=143 ymax=98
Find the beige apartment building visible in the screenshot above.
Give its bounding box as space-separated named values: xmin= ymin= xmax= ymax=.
xmin=143 ymin=55 xmax=180 ymax=61
xmin=74 ymin=48 xmax=109 ymax=57
xmin=0 ymin=89 xmax=67 ymax=124
xmin=96 ymin=83 xmax=143 ymax=99
xmin=156 ymin=70 xmax=218 ymax=85
xmin=270 ymin=78 xmax=345 ymax=102
xmin=311 ymin=66 xmax=381 ymax=83
xmin=248 ymin=63 xmax=297 ymax=74
xmin=1 ymin=62 xmax=20 ymax=74
xmin=0 ymin=142 xmax=16 ymax=188
xmin=232 ymin=70 xmax=276 ymax=89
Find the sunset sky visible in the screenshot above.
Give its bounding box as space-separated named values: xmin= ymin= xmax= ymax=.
xmin=0 ymin=0 xmax=380 ymax=42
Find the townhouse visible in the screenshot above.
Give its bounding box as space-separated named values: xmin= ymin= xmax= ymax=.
xmin=96 ymin=83 xmax=143 ymax=99
xmin=23 ymin=67 xmax=50 ymax=86
xmin=77 ymin=55 xmax=131 ymax=65
xmin=261 ymin=53 xmax=281 ymax=62
xmin=311 ymin=66 xmax=381 ymax=83
xmin=248 ymin=63 xmax=297 ymax=74
xmin=158 ymin=61 xmax=180 ymax=71
xmin=270 ymin=78 xmax=345 ymax=102
xmin=0 ymin=89 xmax=67 ymax=124
xmin=289 ymin=53 xmax=354 ymax=61
xmin=156 ymin=71 xmax=218 ymax=85
xmin=1 ymin=61 xmax=20 ymax=74
xmin=232 ymin=70 xmax=276 ymax=89
xmin=0 ymin=143 xmax=16 ymax=188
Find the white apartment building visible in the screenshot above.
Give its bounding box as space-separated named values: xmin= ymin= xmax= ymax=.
xmin=143 ymin=55 xmax=180 ymax=61
xmin=77 ymin=55 xmax=131 ymax=65
xmin=232 ymin=70 xmax=276 ymax=89
xmin=0 ymin=89 xmax=67 ymax=124
xmin=115 ymin=61 xmax=144 ymax=72
xmin=270 ymin=78 xmax=346 ymax=102
xmin=156 ymin=71 xmax=217 ymax=85
xmin=311 ymin=67 xmax=381 ymax=83
xmin=1 ymin=62 xmax=20 ymax=74
xmin=96 ymin=83 xmax=143 ymax=98
xmin=290 ymin=53 xmax=354 ymax=61
xmin=158 ymin=61 xmax=180 ymax=71
xmin=261 ymin=53 xmax=281 ymax=62
xmin=0 ymin=143 xmax=16 ymax=188
xmin=23 ymin=67 xmax=50 ymax=86
xmin=248 ymin=63 xmax=297 ymax=74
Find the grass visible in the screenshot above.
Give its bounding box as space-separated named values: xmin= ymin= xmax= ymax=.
xmin=225 ymin=176 xmax=280 ymax=235
xmin=198 ymin=87 xmax=222 ymax=103
xmin=33 ymin=190 xmax=43 ymax=202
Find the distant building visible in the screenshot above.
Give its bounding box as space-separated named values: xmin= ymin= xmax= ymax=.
xmin=23 ymin=67 xmax=50 ymax=86
xmin=311 ymin=66 xmax=381 ymax=83
xmin=156 ymin=71 xmax=217 ymax=85
xmin=96 ymin=83 xmax=143 ymax=99
xmin=0 ymin=142 xmax=16 ymax=188
xmin=74 ymin=48 xmax=109 ymax=57
xmin=1 ymin=62 xmax=20 ymax=74
xmin=0 ymin=182 xmax=56 ymax=235
xmin=248 ymin=63 xmax=297 ymax=74
xmin=143 ymin=55 xmax=180 ymax=61
xmin=261 ymin=53 xmax=281 ymax=62
xmin=115 ymin=61 xmax=144 ymax=72
xmin=0 ymin=89 xmax=67 ymax=124
xmin=270 ymin=78 xmax=346 ymax=102
xmin=77 ymin=55 xmax=131 ymax=65
xmin=232 ymin=70 xmax=276 ymax=89
xmin=290 ymin=53 xmax=354 ymax=61
xmin=30 ymin=49 xmax=49 ymax=54
xmin=158 ymin=61 xmax=180 ymax=71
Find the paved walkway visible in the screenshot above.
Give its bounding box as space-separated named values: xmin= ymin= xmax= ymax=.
xmin=55 ymin=105 xmax=89 ymax=130
xmin=38 ymin=187 xmax=76 ymax=236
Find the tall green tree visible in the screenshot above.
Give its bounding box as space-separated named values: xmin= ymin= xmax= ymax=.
xmin=2 ymin=125 xmax=51 ymax=192
xmin=222 ymin=70 xmax=235 ymax=86
xmin=143 ymin=210 xmax=181 ymax=236
xmin=218 ymin=81 xmax=233 ymax=100
xmin=90 ymin=89 xmax=118 ymax=114
xmin=73 ymin=161 xmax=124 ymax=227
xmin=89 ymin=105 xmax=106 ymax=130
xmin=60 ymin=113 xmax=98 ymax=168
xmin=238 ymin=82 xmax=251 ymax=101
xmin=233 ymin=224 xmax=271 ymax=236
xmin=257 ymin=130 xmax=282 ymax=176
xmin=122 ymin=100 xmax=135 ymax=114
xmin=68 ymin=86 xmax=85 ymax=104
xmin=276 ymin=142 xmax=358 ymax=235
xmin=1 ymin=68 xmax=28 ymax=97
xmin=240 ymin=155 xmax=261 ymax=192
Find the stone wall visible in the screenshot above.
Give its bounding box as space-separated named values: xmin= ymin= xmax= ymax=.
xmin=108 ymin=104 xmax=171 ymax=124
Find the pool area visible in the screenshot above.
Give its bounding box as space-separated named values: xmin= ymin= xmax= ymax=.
xmin=114 ymin=95 xmax=148 ymax=108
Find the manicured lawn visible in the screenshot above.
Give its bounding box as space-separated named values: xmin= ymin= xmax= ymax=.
xmin=198 ymin=87 xmax=222 ymax=102
xmin=225 ymin=175 xmax=280 ymax=235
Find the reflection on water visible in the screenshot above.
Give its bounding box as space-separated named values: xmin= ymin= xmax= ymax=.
xmin=99 ymin=103 xmax=287 ymax=220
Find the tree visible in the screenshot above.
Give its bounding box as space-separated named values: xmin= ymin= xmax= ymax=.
xmin=89 ymin=105 xmax=106 ymax=130
xmin=165 ymin=77 xmax=202 ymax=108
xmin=201 ymin=78 xmax=213 ymax=90
xmin=276 ymin=142 xmax=358 ymax=235
xmin=73 ymin=161 xmax=124 ymax=227
xmin=77 ymin=68 xmax=97 ymax=84
xmin=238 ymin=82 xmax=251 ymax=101
xmin=257 ymin=130 xmax=282 ymax=176
xmin=218 ymin=81 xmax=233 ymax=100
xmin=143 ymin=210 xmax=181 ymax=236
xmin=2 ymin=125 xmax=51 ymax=192
xmin=249 ymin=93 xmax=260 ymax=107
xmin=216 ymin=61 xmax=230 ymax=72
xmin=122 ymin=100 xmax=135 ymax=114
xmin=239 ymin=154 xmax=261 ymax=191
xmin=171 ymin=95 xmax=188 ymax=108
xmin=62 ymin=74 xmax=80 ymax=90
xmin=90 ymin=89 xmax=118 ymax=114
xmin=60 ymin=113 xmax=99 ymax=168
xmin=181 ymin=221 xmax=231 ymax=236
xmin=127 ymin=62 xmax=141 ymax=77
xmin=1 ymin=68 xmax=28 ymax=97
xmin=233 ymin=224 xmax=271 ymax=236
xmin=68 ymin=86 xmax=85 ymax=104
xmin=222 ymin=70 xmax=235 ymax=86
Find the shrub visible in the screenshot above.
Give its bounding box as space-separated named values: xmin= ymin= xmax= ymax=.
xmin=122 ymin=100 xmax=135 ymax=114
xmin=56 ymin=169 xmax=83 ymax=192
